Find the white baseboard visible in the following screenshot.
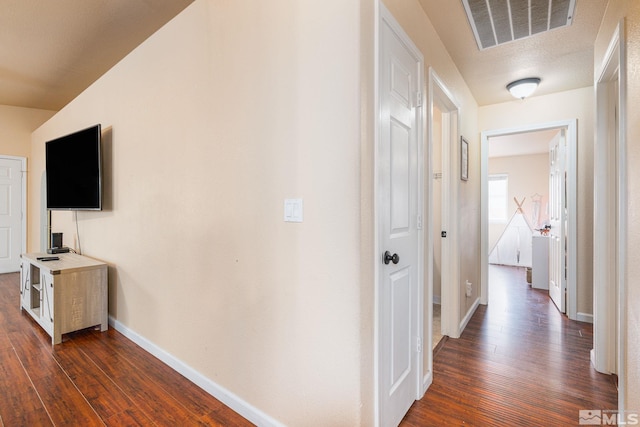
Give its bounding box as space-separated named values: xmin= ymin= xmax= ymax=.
xmin=108 ymin=316 xmax=283 ymax=427
xmin=576 ymin=312 xmax=594 ymax=323
xmin=422 ymin=369 xmax=433 ymax=396
xmin=590 ymin=348 xmax=612 ymax=374
xmin=458 ymin=297 xmax=480 ymax=335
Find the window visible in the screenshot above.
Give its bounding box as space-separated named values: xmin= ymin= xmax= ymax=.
xmin=488 ymin=174 xmax=508 ymax=222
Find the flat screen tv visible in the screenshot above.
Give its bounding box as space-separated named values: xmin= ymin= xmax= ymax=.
xmin=46 ymin=124 xmax=102 ymax=210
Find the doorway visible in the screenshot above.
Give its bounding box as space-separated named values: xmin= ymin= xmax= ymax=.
xmin=428 ymin=69 xmax=460 ymax=352
xmin=593 ymin=20 xmax=625 ymax=410
xmin=480 ymin=120 xmax=577 ymax=320
xmin=485 ymin=129 xmax=561 ymax=320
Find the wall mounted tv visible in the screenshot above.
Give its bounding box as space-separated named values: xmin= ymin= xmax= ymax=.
xmin=46 ymin=124 xmax=102 ymax=210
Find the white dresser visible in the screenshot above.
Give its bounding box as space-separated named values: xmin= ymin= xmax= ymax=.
xmin=532 ymin=235 xmax=550 ymax=290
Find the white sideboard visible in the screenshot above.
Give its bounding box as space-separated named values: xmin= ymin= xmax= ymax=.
xmin=20 ymin=252 xmax=108 ymax=345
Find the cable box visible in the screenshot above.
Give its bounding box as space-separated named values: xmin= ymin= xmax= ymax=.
xmin=47 ymin=247 xmax=70 ymax=254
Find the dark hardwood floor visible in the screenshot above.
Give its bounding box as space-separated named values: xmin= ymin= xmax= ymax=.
xmin=0 ymin=266 xmax=619 ymax=426
xmin=0 ymin=272 xmax=252 ymax=426
xmin=401 ymin=264 xmax=618 ymax=426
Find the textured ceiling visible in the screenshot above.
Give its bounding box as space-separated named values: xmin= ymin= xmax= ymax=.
xmin=489 ymin=129 xmax=560 ymax=158
xmin=0 ymin=0 xmax=193 ymax=111
xmin=418 ymin=0 xmax=608 ymax=106
xmin=1 ymin=0 xmax=608 ymax=111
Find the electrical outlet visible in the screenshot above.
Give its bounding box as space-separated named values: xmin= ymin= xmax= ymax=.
xmin=465 ymin=280 xmax=472 ymax=297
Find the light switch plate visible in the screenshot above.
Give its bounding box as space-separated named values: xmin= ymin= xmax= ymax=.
xmin=284 ymin=199 xmax=303 ymax=222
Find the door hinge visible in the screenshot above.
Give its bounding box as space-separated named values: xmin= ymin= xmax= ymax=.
xmin=416 ymin=337 xmax=422 ymax=353
xmin=415 ymin=91 xmax=422 ymax=108
xmin=417 ymin=214 xmax=423 ymax=230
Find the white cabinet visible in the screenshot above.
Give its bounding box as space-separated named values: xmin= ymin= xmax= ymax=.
xmin=20 ymin=253 xmax=108 ymax=345
xmin=19 ymin=261 xmax=31 ymax=313
xmin=532 ymin=235 xmax=550 ymax=290
xmin=19 ymin=261 xmax=52 ymax=333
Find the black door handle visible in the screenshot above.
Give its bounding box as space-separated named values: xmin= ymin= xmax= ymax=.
xmin=384 ymin=251 xmax=399 ymax=265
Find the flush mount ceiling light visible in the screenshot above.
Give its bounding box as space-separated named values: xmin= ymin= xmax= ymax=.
xmin=507 ymin=78 xmax=541 ymax=99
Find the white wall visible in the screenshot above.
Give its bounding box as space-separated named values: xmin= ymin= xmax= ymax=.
xmin=479 ymin=87 xmax=594 ymax=315
xmin=30 ymin=1 xmax=363 ymax=425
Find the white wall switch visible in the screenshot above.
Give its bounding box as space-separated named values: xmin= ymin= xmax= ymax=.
xmin=284 ymin=199 xmax=303 ymax=222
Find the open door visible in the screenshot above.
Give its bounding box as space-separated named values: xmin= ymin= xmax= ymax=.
xmin=548 ymin=130 xmax=566 ymax=312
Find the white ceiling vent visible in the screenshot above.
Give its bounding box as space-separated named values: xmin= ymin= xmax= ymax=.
xmin=462 ymin=0 xmax=577 ymax=50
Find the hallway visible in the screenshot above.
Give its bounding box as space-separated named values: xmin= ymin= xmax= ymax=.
xmin=401 ymin=265 xmax=617 ymax=425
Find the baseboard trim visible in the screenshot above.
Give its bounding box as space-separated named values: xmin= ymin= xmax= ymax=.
xmin=422 ymin=369 xmax=433 ymax=396
xmin=459 ymin=297 xmax=480 ymax=335
xmin=108 ymin=316 xmax=283 ymax=427
xmin=576 ymin=312 xmax=594 ymax=323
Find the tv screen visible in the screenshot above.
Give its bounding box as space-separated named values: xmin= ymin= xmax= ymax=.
xmin=46 ymin=124 xmax=102 ymax=210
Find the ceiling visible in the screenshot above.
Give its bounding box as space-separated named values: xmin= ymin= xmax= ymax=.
xmin=418 ymin=0 xmax=609 ymax=106
xmin=1 ymin=0 xmax=607 ymax=112
xmin=488 ymin=129 xmax=560 ymax=158
xmin=0 ymin=0 xmax=193 ymax=111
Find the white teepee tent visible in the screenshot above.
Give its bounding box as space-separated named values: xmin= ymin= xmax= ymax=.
xmin=489 ymin=197 xmax=534 ymax=267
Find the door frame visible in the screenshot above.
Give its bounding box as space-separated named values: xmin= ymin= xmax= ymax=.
xmin=0 ymin=155 xmax=27 ymax=268
xmin=428 ymin=69 xmax=460 ymax=343
xmin=480 ymin=120 xmax=577 ymax=320
xmin=593 ymin=19 xmax=626 ymax=411
xmin=374 ymin=3 xmax=425 ymax=425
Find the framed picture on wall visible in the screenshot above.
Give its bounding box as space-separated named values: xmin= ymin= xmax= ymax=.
xmin=461 ymin=136 xmax=469 ymax=181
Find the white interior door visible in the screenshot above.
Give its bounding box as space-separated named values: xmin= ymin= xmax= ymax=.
xmin=548 ymin=131 xmax=566 ymax=312
xmin=0 ymin=158 xmax=24 ymax=273
xmin=379 ymin=9 xmax=422 ymax=427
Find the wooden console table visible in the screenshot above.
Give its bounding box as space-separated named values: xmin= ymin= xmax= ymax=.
xmin=20 ymin=252 xmax=108 ymax=345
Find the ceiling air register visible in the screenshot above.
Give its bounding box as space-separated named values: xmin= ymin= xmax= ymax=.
xmin=461 ymin=0 xmax=577 ymax=50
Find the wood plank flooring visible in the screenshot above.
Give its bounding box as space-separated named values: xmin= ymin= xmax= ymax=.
xmin=0 ymin=266 xmax=619 ymax=426
xmin=401 ymin=265 xmax=618 ymax=426
xmin=0 ymin=272 xmax=252 ymax=426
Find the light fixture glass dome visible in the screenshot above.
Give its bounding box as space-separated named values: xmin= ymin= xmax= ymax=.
xmin=507 ymin=78 xmax=541 ymax=99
